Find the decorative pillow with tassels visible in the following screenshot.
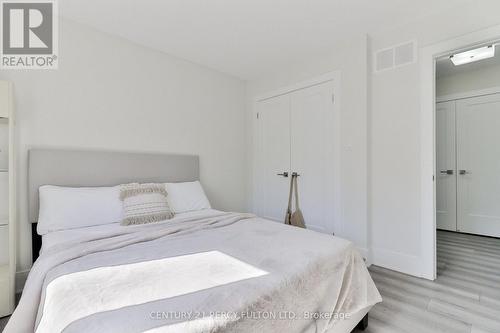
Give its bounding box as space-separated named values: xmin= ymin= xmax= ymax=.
xmin=119 ymin=183 xmax=174 ymax=226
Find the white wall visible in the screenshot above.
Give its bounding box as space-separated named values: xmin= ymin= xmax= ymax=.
xmin=369 ymin=1 xmax=500 ymax=276
xmin=437 ymin=62 xmax=500 ymax=97
xmin=246 ymin=34 xmax=370 ymax=258
xmin=0 ymin=19 xmax=247 ymax=276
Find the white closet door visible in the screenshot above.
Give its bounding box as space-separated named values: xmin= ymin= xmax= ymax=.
xmin=436 ymin=101 xmax=457 ymax=231
xmin=290 ymin=81 xmax=335 ymax=233
xmin=256 ymin=95 xmax=291 ymax=221
xmin=456 ymin=93 xmax=500 ymax=237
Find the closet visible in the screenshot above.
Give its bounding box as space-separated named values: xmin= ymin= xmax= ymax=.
xmin=255 ymin=79 xmax=338 ymax=234
xmin=436 ymin=93 xmax=500 ymax=237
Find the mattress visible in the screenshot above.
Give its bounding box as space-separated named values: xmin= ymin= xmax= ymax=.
xmin=7 ymin=210 xmax=381 ymax=333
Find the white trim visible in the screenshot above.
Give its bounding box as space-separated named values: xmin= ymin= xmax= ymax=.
xmin=420 ymin=24 xmax=500 ymax=281
xmin=371 ymin=248 xmax=422 ymax=277
xmin=332 ymin=76 xmax=343 ymax=237
xmin=436 ymin=86 xmax=500 ymax=103
xmin=255 ymin=70 xmax=341 ymax=102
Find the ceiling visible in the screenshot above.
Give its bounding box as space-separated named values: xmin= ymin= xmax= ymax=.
xmin=436 ymin=45 xmax=500 ymax=78
xmin=61 ymin=0 xmax=473 ymax=80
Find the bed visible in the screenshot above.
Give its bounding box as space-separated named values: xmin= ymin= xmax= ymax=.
xmin=5 ymin=149 xmax=381 ymax=333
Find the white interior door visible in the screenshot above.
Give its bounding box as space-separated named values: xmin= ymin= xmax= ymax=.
xmin=256 ymin=95 xmax=291 ymax=221
xmin=436 ymin=101 xmax=457 ymax=231
xmin=456 ymin=93 xmax=500 ymax=237
xmin=290 ymin=81 xmax=336 ymax=233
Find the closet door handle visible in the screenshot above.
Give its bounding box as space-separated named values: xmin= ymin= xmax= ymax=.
xmin=277 ymin=172 xmax=289 ymax=178
xmin=459 ymin=170 xmax=470 ymax=175
xmin=439 ymin=170 xmax=453 ymax=175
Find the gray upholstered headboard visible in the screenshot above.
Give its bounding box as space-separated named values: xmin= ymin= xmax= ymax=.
xmin=28 ymin=148 xmax=199 ymax=223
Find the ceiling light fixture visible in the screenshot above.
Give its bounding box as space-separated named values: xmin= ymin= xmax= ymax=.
xmin=450 ymin=45 xmax=495 ymax=66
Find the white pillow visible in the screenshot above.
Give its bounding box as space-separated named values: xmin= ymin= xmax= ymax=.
xmin=37 ymin=185 xmax=123 ymax=235
xmin=165 ymin=181 xmax=211 ymax=213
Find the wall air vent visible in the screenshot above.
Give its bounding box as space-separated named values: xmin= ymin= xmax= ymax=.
xmin=374 ymin=40 xmax=416 ymax=73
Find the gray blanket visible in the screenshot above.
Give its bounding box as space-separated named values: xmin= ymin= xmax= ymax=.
xmin=5 ymin=211 xmax=381 ymax=333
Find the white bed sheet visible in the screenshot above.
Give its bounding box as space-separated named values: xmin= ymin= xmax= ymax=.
xmin=41 ymin=209 xmax=224 ymax=253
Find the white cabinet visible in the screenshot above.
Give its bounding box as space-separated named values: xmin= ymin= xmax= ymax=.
xmin=0 ymin=82 xmax=10 ymax=118
xmin=0 ymin=81 xmax=15 ymax=318
xmin=0 ymin=225 xmax=9 ymax=264
xmin=255 ymin=79 xmax=339 ymax=234
xmin=0 ymin=266 xmax=9 ymax=315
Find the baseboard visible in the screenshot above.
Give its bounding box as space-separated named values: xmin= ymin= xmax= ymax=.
xmin=15 ymin=269 xmax=29 ymax=293
xmin=371 ymin=247 xmax=424 ymax=278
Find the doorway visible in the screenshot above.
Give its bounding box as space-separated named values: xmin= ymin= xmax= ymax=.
xmin=435 ymin=44 xmax=500 ymax=237
xmin=419 ymin=25 xmax=500 ymax=280
xmin=435 ymin=42 xmax=500 ymax=286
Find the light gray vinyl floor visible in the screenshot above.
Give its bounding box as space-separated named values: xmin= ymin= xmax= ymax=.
xmin=355 ymin=230 xmax=500 ymax=333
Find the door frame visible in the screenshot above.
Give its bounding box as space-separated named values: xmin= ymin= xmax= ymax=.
xmin=255 ymin=70 xmax=341 ymax=102
xmin=437 ymin=86 xmax=500 ymax=103
xmin=253 ymin=70 xmax=342 ymax=233
xmin=420 ymin=25 xmax=500 ymax=280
